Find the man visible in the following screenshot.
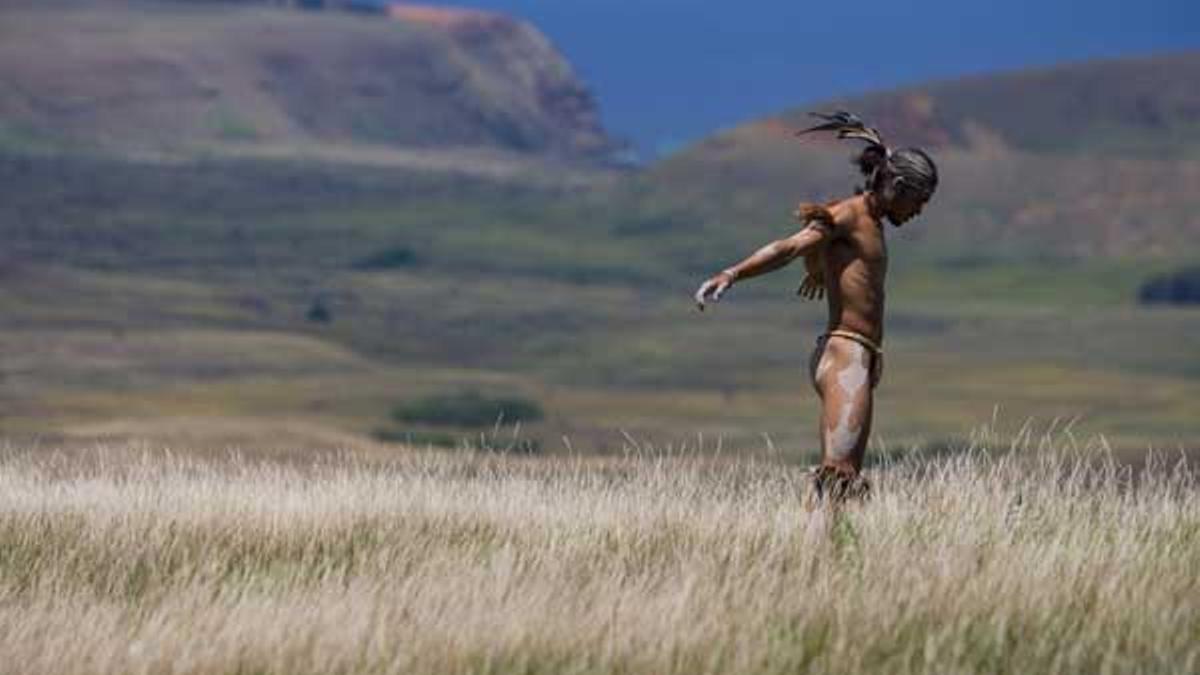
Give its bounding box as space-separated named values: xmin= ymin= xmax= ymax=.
xmin=693 ymin=111 xmax=938 ymax=502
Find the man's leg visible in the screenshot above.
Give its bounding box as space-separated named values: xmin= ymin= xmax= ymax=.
xmin=813 ymin=337 xmax=874 ymax=499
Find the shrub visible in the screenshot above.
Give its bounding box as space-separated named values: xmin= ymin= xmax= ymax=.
xmin=391 ymin=391 xmax=544 ymax=428
xmin=352 ymin=247 xmax=423 ymax=270
xmin=306 ymin=298 xmax=332 ymax=323
xmin=1138 ymin=267 xmax=1200 ymax=305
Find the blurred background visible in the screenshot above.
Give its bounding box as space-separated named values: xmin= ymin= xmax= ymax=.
xmin=1 ymin=0 xmax=1198 ymax=458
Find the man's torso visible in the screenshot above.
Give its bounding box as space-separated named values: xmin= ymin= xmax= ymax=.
xmin=823 ymin=196 xmax=888 ymax=344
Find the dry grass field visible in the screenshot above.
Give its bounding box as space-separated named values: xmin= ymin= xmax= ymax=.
xmin=1 ymin=429 xmax=1197 ymax=674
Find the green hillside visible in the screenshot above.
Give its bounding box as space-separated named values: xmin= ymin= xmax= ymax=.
xmin=2 ymin=148 xmax=1197 ymax=456
xmin=0 ymin=1 xmax=1196 ymax=454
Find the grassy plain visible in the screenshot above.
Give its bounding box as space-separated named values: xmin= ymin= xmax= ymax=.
xmin=0 ymin=435 xmax=1197 ymax=674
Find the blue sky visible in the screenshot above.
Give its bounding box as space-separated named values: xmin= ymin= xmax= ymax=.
xmin=454 ymin=0 xmax=1200 ymax=157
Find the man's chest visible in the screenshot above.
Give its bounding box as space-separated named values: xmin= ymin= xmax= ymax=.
xmin=827 ymin=229 xmax=887 ymax=267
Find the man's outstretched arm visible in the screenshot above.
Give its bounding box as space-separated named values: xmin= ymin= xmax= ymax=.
xmin=694 ymin=205 xmax=834 ymax=310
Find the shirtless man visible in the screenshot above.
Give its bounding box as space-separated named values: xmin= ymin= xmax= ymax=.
xmin=693 ymin=111 xmax=938 ymax=502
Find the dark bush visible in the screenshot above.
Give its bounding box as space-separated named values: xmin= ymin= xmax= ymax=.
xmin=352 ymin=247 xmax=423 ymax=270
xmin=1138 ymin=267 xmax=1200 ymax=305
xmin=306 ymin=298 xmax=332 ymax=323
xmin=392 ymin=391 xmax=544 ymax=428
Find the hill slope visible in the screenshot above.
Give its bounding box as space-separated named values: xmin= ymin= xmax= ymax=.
xmin=0 ymin=0 xmax=613 ymax=159
xmin=642 ymin=52 xmax=1200 ymax=259
xmin=775 ymin=51 xmax=1200 ymax=158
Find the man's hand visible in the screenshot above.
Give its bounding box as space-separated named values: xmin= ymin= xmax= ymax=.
xmin=797 ymin=273 xmax=825 ymax=301
xmin=694 ymin=271 xmax=735 ymax=311
xmin=694 ymin=216 xmax=831 ymax=311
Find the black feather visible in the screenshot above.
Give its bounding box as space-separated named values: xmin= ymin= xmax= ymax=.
xmin=795 ymin=111 xmax=886 ymax=148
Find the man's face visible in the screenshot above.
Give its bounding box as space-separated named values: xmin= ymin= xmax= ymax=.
xmin=884 ymin=184 xmax=928 ymax=226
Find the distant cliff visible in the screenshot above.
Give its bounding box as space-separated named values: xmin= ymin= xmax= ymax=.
xmin=0 ymin=0 xmax=615 ymax=159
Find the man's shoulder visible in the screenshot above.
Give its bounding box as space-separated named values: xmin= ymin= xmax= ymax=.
xmin=826 ymin=195 xmax=873 ymax=231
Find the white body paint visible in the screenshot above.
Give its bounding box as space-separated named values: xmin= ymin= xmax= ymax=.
xmin=828 ymin=348 xmax=868 ymax=459
xmin=815 ymin=352 xmax=832 ymax=383
xmin=810 ymin=335 xmax=877 ymax=463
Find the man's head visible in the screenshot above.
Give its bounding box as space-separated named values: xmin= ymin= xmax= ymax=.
xmin=796 ymin=112 xmax=938 ymax=226
xmin=873 ymin=147 xmax=938 ymax=226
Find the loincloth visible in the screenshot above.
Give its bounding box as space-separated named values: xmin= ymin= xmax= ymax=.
xmin=809 ymin=329 xmax=884 ymax=390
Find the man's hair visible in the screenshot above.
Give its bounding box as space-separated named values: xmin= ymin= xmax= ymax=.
xmin=796 ymin=111 xmax=938 ymax=200
xmin=883 ymin=147 xmax=938 ymax=198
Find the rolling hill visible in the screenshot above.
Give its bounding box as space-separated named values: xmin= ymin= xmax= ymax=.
xmin=782 ymin=51 xmax=1200 ymax=157
xmin=640 ymin=52 xmax=1200 ymax=260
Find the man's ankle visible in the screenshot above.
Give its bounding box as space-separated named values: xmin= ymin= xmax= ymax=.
xmin=809 ymin=464 xmax=871 ymax=503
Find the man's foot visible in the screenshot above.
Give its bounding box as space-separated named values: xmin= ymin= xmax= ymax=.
xmin=807 ymin=465 xmax=871 ymax=507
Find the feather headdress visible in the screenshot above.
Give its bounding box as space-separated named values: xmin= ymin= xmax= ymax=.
xmin=796 ymin=111 xmax=890 ymax=191
xmin=795 ymin=110 xmax=937 ymax=199
xmin=795 ymin=110 xmax=886 ymax=147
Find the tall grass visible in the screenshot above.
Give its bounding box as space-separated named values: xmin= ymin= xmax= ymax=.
xmin=0 ymin=433 xmax=1196 ymax=674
